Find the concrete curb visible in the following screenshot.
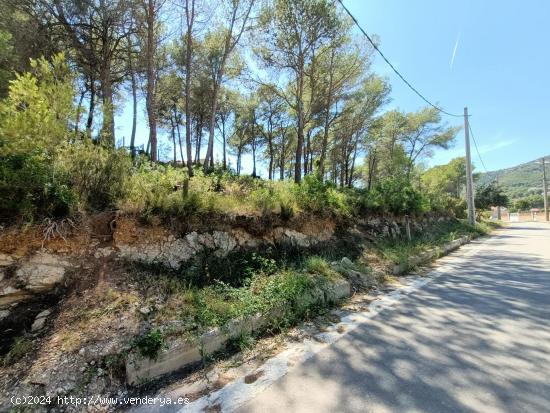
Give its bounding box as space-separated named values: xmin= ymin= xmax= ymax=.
xmin=125 ymin=278 xmax=351 ymax=385
xmin=392 ymin=235 xmax=471 ymax=275
xmin=126 ymin=235 xmax=473 ymax=384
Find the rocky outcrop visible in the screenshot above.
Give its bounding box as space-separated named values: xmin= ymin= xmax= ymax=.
xmin=15 ymin=252 xmax=69 ymax=293
xmin=332 ymin=257 xmax=379 ymax=290
xmin=116 ymin=225 xmax=337 ymax=270
xmin=0 ymin=252 xmax=71 ymax=310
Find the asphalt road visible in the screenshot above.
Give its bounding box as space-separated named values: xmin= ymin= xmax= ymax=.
xmin=236 ymin=223 xmax=550 ymax=413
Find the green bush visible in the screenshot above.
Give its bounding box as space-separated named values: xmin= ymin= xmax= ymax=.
xmin=0 ymin=154 xmax=76 ymax=222
xmin=57 ymin=143 xmax=132 ymax=211
xmin=132 ymin=329 xmax=164 ymax=360
xmin=368 ymin=176 xmax=428 ymax=214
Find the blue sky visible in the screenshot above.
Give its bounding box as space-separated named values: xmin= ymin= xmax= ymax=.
xmin=116 ymin=0 xmax=550 ymax=174
xmin=345 ymin=0 xmax=550 ymax=172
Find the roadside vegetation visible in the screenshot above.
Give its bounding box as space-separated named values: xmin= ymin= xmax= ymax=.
xmin=0 ymin=0 xmax=508 ymax=400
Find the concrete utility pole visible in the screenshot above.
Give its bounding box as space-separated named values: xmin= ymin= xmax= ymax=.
xmin=464 ymin=107 xmax=475 ymax=225
xmin=543 ymin=157 xmax=549 ymax=222
xmin=496 ymin=174 xmax=502 ymax=220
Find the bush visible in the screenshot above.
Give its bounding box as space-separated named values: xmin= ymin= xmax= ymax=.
xmin=132 ymin=329 xmax=164 ymax=360
xmin=0 ymin=154 xmax=76 ymax=222
xmin=56 ymin=143 xmax=132 ymax=211
xmin=368 ymin=176 xmax=428 ymax=214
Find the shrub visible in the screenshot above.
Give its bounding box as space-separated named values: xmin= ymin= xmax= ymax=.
xmin=0 ymin=154 xmax=76 ymax=222
xmin=368 ymin=176 xmax=428 ymax=214
xmin=132 ymin=329 xmax=164 ymax=360
xmin=0 ymin=53 xmax=74 ymax=157
xmin=2 ymin=337 xmax=33 ymax=366
xmin=119 ymin=162 xmax=188 ymax=217
xmin=56 ymin=143 xmax=132 ymax=211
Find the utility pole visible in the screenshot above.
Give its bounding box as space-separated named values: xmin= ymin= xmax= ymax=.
xmin=496 ymin=174 xmax=501 ymax=220
xmin=543 ymin=157 xmax=549 ymax=222
xmin=464 ymin=107 xmax=475 ymax=225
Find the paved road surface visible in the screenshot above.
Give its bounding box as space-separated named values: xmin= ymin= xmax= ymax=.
xmin=236 ymin=223 xmax=550 ymax=413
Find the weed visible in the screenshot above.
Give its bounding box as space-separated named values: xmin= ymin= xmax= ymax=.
xmin=2 ymin=337 xmax=32 ymax=366
xmin=226 ymin=332 xmax=255 ymax=353
xmin=132 ymin=329 xmax=165 ymax=360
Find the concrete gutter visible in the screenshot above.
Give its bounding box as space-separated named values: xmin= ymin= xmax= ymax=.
xmin=392 ymin=235 xmax=471 ymax=275
xmin=126 ymin=235 xmax=472 ymax=385
xmin=125 ymin=279 xmax=351 ymax=385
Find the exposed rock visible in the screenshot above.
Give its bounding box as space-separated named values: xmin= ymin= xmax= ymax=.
xmin=212 ymin=231 xmax=237 ymax=257
xmin=93 ymin=247 xmax=114 ymax=259
xmin=231 ymin=229 xmax=260 ymax=248
xmin=0 ymin=309 xmax=10 ymax=321
xmin=139 ymin=306 xmax=151 ymax=315
xmin=0 ymin=286 xmax=31 ymax=308
xmin=36 ymin=309 xmax=52 ymax=319
xmin=0 ymin=253 xmax=14 ymax=267
xmin=16 ymin=252 xmax=68 ymax=293
xmin=197 ymin=233 xmax=215 ymax=249
xmin=332 ymin=257 xmax=377 ymax=290
xmin=31 ymin=316 xmax=47 ymax=332
xmin=282 ymin=229 xmax=310 ymax=248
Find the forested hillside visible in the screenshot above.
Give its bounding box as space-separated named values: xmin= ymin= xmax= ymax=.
xmin=476 ymin=156 xmax=549 ymax=201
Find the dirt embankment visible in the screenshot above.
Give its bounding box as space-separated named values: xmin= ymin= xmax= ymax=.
xmin=0 ymin=211 xmax=451 ymax=411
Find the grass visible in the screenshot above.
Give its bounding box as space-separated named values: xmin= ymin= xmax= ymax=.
xmin=375 ymin=219 xmax=501 ymax=266
xmin=120 ymin=218 xmax=500 ymax=362
xmin=2 ymin=337 xmax=33 ymax=366
xmin=130 ymin=254 xmax=346 ymax=346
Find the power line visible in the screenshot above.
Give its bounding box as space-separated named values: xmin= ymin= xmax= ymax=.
xmin=468 ymin=123 xmax=489 ymax=173
xmin=335 ymin=0 xmax=464 ymax=118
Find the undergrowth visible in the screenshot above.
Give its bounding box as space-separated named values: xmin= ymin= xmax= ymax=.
xmin=375 ymin=219 xmax=500 ymax=265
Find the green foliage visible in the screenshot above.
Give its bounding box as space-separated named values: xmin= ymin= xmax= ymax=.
xmin=476 ymin=156 xmax=550 ymax=200
xmin=376 ymin=220 xmax=491 ymax=266
xmin=132 ymin=329 xmax=165 ymax=360
xmin=511 ymin=194 xmax=544 ymax=212
xmin=475 ymin=183 xmax=509 ymax=210
xmin=0 ymin=154 xmax=75 ymax=222
xmin=2 ymin=337 xmax=33 ymax=366
xmin=56 ymin=143 xmax=132 ymax=211
xmin=293 ymin=175 xmax=357 ymax=216
xmin=0 ymin=54 xmax=79 ymax=221
xmin=304 ymin=256 xmax=339 ymax=279
xmin=0 ymin=53 xmax=74 ymax=156
xmin=368 ymin=176 xmax=428 ymax=214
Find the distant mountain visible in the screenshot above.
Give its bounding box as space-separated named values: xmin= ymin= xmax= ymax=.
xmin=476 ymin=155 xmax=549 ymax=200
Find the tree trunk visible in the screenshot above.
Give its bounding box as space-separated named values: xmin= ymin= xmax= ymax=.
xmin=195 ymin=117 xmax=202 ymax=164
xmin=174 ymin=109 xmax=185 ymax=166
xmin=204 ymin=75 xmax=222 ymax=172
xmin=318 ymin=49 xmax=336 ymax=179
xmin=86 ymin=78 xmax=95 ymax=138
xmin=222 ymin=119 xmax=227 ymax=170
xmin=130 ymin=63 xmax=137 ymax=159
xmin=280 ymin=129 xmax=286 ymax=180
xmin=268 ymin=139 xmax=274 ymax=180
xmin=100 ymin=62 xmax=115 ymax=146
xmin=74 ymin=88 xmax=86 ymax=138
xmin=367 ymin=151 xmax=377 ymax=192
xmin=294 ymin=60 xmax=305 ymax=183
xmin=184 ymin=0 xmax=195 ymax=176
xmin=237 ymin=148 xmax=242 ymax=175
xmin=348 ymin=138 xmax=359 ymax=187
xmin=170 ymin=116 xmax=177 ymax=164
xmin=127 ymin=30 xmax=138 ymax=157
xmin=145 ymin=0 xmax=157 ymax=161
